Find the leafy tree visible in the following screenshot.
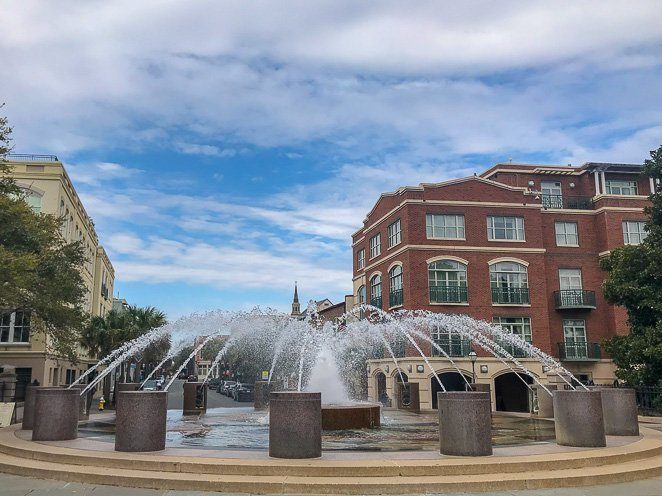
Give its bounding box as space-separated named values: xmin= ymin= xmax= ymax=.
xmin=0 ymin=109 xmax=88 ymax=360
xmin=601 ymin=145 xmax=662 ymax=386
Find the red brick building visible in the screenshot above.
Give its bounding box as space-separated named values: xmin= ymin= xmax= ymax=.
xmin=354 ymin=162 xmax=657 ymax=410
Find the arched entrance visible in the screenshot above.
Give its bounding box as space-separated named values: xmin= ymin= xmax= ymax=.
xmin=375 ymin=372 xmax=387 ymax=404
xmin=394 ymin=371 xmax=408 ymax=384
xmin=494 ymin=372 xmax=534 ymax=412
xmin=431 ymin=371 xmax=472 ymax=409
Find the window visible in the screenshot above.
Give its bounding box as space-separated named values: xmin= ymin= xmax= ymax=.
xmin=369 ymin=233 xmax=381 ymax=258
xmin=20 ymin=189 xmax=42 ymax=213
xmin=357 ymin=285 xmax=366 ymax=306
xmin=0 ymin=311 xmax=31 ymax=343
xmin=65 ymin=369 xmax=76 ymax=385
xmin=370 ymin=275 xmax=382 ymax=308
xmin=493 ymin=317 xmax=532 ymax=343
xmin=493 ymin=316 xmax=532 ymax=357
xmin=541 ymin=181 xmax=563 ymax=209
xmin=431 ymin=327 xmax=469 ymax=357
xmin=559 ymin=269 xmax=582 ymax=290
xmin=487 ymin=216 xmax=525 ymax=241
xmin=387 ymin=219 xmax=401 ymax=248
xmin=428 ymin=260 xmax=468 ymax=303
xmin=356 ymin=249 xmax=365 ymax=270
xmin=389 ymin=265 xmax=403 ymax=307
xmin=555 ymin=221 xmax=578 ymax=246
xmin=426 ymin=214 xmax=465 ymax=239
xmin=622 ymin=221 xmax=648 ymax=245
xmin=563 ymin=319 xmax=587 ymax=358
xmin=606 ymin=180 xmax=638 ymax=195
xmin=490 ymin=261 xmax=529 ymax=304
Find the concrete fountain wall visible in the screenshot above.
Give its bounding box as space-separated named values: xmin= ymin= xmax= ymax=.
xmin=438 ymin=391 xmax=492 ymax=456
xmin=554 ymin=390 xmax=606 ymax=447
xmin=269 ymin=391 xmax=321 ymax=459
xmin=183 ymin=382 xmax=207 ymax=415
xmin=32 ymin=388 xmax=79 ymax=441
xmin=115 ymin=391 xmax=167 ymax=452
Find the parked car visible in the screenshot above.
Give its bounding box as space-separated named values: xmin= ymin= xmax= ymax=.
xmin=208 ymin=377 xmax=221 ymax=388
xmin=233 ymin=383 xmax=254 ymax=402
xmin=141 ymin=379 xmax=162 ymax=391
xmin=221 ymin=381 xmax=237 ymax=396
xmin=187 ymin=374 xmax=198 ymax=382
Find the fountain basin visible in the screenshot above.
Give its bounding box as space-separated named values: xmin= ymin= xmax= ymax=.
xmin=321 ymin=403 xmax=381 ymax=430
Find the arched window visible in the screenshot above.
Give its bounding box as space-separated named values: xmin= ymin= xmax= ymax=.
xmin=357 ymin=285 xmax=366 ymax=319
xmin=489 ymin=261 xmax=529 ymax=304
xmin=370 ymin=275 xmax=382 ymax=309
xmin=20 ymin=188 xmax=42 ymax=213
xmin=389 ymin=265 xmax=403 ymax=307
xmin=428 ymin=260 xmax=468 ymax=303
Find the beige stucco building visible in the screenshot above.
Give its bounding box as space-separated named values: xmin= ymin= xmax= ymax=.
xmin=1 ymin=154 xmax=115 ymax=392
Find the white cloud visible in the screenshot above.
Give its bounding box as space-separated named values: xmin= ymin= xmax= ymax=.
xmin=174 ymin=142 xmax=236 ymax=158
xmin=66 ymin=162 xmax=141 ymax=186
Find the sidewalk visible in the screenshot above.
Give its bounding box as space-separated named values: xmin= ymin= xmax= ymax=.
xmin=1 ymin=473 xmax=661 ymax=496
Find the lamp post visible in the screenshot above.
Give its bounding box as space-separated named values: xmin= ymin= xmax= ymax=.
xmin=469 ymin=350 xmax=477 ymax=383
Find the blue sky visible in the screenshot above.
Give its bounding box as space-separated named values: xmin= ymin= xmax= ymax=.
xmin=2 ymin=1 xmax=662 ymax=318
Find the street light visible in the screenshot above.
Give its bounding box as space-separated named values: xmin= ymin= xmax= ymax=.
xmin=468 ymin=350 xmax=478 ymax=384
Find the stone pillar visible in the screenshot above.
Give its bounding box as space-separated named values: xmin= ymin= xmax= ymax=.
xmin=114 ymin=382 xmax=140 ymax=406
xmin=254 ymin=381 xmax=272 ymax=410
xmin=183 ymin=382 xmax=207 ymax=415
xmin=32 ymin=388 xmax=79 ymax=441
xmin=22 ymin=385 xmax=42 ymax=430
xmin=115 ymin=391 xmax=167 ymax=452
xmin=600 ymin=388 xmax=639 ymax=436
xmin=269 ymin=392 xmax=321 ymax=459
xmin=396 ymin=382 xmax=420 ymax=413
xmin=534 ymin=384 xmax=556 ymax=418
xmin=71 ymin=385 xmax=90 ymax=421
xmin=438 ymin=391 xmax=492 ymax=456
xmin=553 ymin=390 xmax=606 ymax=447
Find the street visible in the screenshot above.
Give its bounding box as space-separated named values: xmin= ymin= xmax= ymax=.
xmin=165 ymin=380 xmax=249 ymax=409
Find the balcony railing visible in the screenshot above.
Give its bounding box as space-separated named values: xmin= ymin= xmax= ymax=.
xmin=2 ymin=153 xmax=59 ymax=162
xmin=430 ymin=285 xmax=468 ymax=303
xmin=370 ymin=296 xmax=382 ymax=310
xmin=498 ymin=342 xmax=530 ymax=358
xmin=541 ymin=194 xmax=593 ymax=210
xmin=432 ymin=338 xmax=471 ymax=357
xmin=389 ymin=289 xmax=403 ymax=308
xmin=558 ymin=342 xmax=601 ymax=360
xmin=491 ymin=287 xmax=530 ymax=305
xmin=554 ymin=290 xmax=596 ymax=309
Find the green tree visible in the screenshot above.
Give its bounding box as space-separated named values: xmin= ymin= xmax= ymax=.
xmin=601 ymin=145 xmax=662 ymax=386
xmin=0 ymin=110 xmax=88 ymax=360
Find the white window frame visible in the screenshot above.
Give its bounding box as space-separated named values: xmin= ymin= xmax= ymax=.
xmin=493 ymin=316 xmax=533 ymax=343
xmin=555 ymin=221 xmax=579 ymax=246
xmin=487 ymin=216 xmax=525 ymax=241
xmin=369 ymin=233 xmax=381 ymax=259
xmin=357 ymin=249 xmax=365 ymax=270
xmin=0 ymin=311 xmax=31 ymax=344
xmin=559 ymin=269 xmax=582 ymax=290
xmin=622 ymin=221 xmax=648 ymax=245
xmin=426 ymin=214 xmax=466 ymax=239
xmin=606 ymin=179 xmax=638 ymax=195
xmin=387 ymin=219 xmax=402 ymax=248
xmin=489 ymin=262 xmax=529 ymax=289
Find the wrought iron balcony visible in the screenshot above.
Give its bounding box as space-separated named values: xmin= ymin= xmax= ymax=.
xmin=541 ymin=194 xmax=593 ymax=210
xmin=430 ymin=284 xmax=468 ymax=303
xmin=491 ymin=287 xmax=530 ymax=305
xmin=554 ymin=290 xmax=596 ymax=309
xmin=389 ymin=289 xmax=403 ymax=308
xmin=370 ymin=296 xmax=382 ymax=310
xmin=498 ymin=343 xmax=530 ymax=358
xmin=432 ymin=338 xmax=471 ymax=357
xmin=558 ymin=342 xmax=601 ymax=361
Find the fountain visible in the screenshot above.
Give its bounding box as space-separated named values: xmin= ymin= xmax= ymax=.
xmin=41 ymin=304 xmax=627 ymax=459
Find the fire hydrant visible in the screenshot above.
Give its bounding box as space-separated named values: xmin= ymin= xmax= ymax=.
xmin=98 ymin=396 xmax=105 ymax=412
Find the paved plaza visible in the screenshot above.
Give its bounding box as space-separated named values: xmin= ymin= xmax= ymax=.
xmin=1 ymin=472 xmax=661 ymax=496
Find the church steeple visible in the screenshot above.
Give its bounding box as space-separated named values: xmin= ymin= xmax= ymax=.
xmin=291 ymin=281 xmax=301 ymax=316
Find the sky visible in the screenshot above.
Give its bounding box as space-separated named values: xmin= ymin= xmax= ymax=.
xmin=1 ymin=1 xmax=661 ymax=318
